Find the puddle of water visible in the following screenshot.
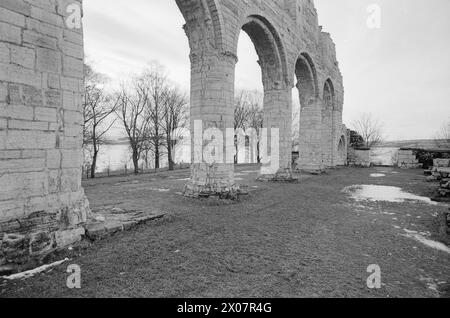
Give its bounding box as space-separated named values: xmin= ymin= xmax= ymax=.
xmin=176 ymin=178 xmax=190 ymax=181
xmin=370 ymin=173 xmax=386 ymax=178
xmin=343 ymin=185 xmax=438 ymax=205
xmin=402 ymin=229 xmax=450 ymax=254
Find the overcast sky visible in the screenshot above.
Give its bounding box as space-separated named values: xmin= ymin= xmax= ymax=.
xmin=83 ymin=0 xmax=450 ymax=141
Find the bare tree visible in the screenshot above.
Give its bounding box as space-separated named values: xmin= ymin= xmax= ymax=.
xmin=234 ymin=90 xmax=251 ymax=164
xmin=351 ymin=113 xmax=384 ymax=148
xmin=162 ymin=87 xmax=188 ymax=171
xmin=83 ymin=63 xmax=117 ymax=178
xmin=435 ymin=120 xmax=450 ymax=148
xmin=142 ymin=63 xmax=168 ymax=170
xmin=115 ymin=77 xmax=150 ymax=175
xmin=246 ymin=100 xmax=264 ymax=164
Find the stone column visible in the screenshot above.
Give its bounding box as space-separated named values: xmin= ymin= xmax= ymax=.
xmin=0 ymin=0 xmax=89 ymax=266
xmin=321 ymin=105 xmax=333 ymax=168
xmin=183 ymin=51 xmax=239 ymax=198
xmin=259 ymin=88 xmax=293 ymax=180
xmin=297 ymin=98 xmax=324 ymax=171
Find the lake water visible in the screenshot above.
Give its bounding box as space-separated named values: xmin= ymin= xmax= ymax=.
xmin=91 ymin=144 xmax=400 ymax=173
xmin=370 ymin=147 xmax=399 ymax=166
xmin=91 ymin=143 xmax=191 ymax=173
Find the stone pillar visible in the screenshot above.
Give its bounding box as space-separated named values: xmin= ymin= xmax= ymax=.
xmin=331 ymin=109 xmax=343 ymax=165
xmin=259 ymin=88 xmax=293 ymax=180
xmin=321 ymin=105 xmax=333 ymax=168
xmin=0 ymin=0 xmax=89 ymax=267
xmin=183 ymin=51 xmax=239 ymax=198
xmin=297 ymin=98 xmax=324 ymax=171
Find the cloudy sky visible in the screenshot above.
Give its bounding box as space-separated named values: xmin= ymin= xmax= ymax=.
xmin=83 ymin=0 xmax=450 ymax=141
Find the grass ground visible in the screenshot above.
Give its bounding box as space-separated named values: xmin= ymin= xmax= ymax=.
xmin=1 ymin=166 xmax=449 ymax=298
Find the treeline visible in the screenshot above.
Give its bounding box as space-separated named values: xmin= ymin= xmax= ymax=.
xmin=84 ymin=62 xmax=306 ymax=178
xmin=83 ymin=62 xmax=188 ymax=178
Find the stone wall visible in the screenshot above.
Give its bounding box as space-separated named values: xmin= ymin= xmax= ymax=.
xmin=0 ymin=0 xmax=89 ymax=267
xmin=348 ymin=149 xmax=371 ymax=167
xmin=397 ymin=149 xmax=422 ymax=169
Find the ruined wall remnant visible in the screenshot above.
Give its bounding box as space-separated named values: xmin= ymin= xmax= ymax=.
xmin=0 ymin=0 xmax=88 ymax=267
xmin=348 ymin=149 xmax=371 ymax=168
xmin=0 ymin=0 xmax=345 ymax=265
xmin=397 ymin=149 xmax=422 ymax=169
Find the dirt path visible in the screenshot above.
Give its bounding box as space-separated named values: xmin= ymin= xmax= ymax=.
xmin=1 ymin=166 xmax=449 ymax=298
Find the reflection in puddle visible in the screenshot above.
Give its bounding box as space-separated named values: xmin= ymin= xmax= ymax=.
xmin=343 ymin=185 xmax=437 ymax=205
xmin=370 ymin=173 xmax=386 ymax=178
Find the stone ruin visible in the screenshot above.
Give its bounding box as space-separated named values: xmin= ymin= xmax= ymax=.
xmin=0 ymin=0 xmax=345 ymax=267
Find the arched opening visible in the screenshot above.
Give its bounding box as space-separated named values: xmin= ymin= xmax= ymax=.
xmin=233 ymin=15 xmax=291 ymax=175
xmin=235 ymin=31 xmax=263 ymax=164
xmin=338 ymin=135 xmax=346 ymax=152
xmin=294 ymin=53 xmax=323 ymax=171
xmin=336 ymin=135 xmax=347 ymax=166
xmin=323 ymin=79 xmax=335 ymax=110
xmin=294 ymin=53 xmax=318 ymax=107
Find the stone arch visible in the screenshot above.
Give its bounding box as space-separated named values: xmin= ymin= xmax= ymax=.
xmin=235 ymin=14 xmax=290 ymax=90
xmin=294 ymin=53 xmax=319 ymax=107
xmin=175 ymin=0 xmax=225 ymax=52
xmin=232 ymin=14 xmax=293 ymax=176
xmin=336 ymin=134 xmax=348 ymax=166
xmin=338 ymin=135 xmax=346 ymax=152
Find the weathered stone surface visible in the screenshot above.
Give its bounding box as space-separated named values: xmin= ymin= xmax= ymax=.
xmin=37 ymin=47 xmax=62 ymax=73
xmin=54 ymin=227 xmax=84 ymax=247
xmin=0 ymin=0 xmax=89 ymax=267
xmin=397 ymin=150 xmax=422 ymax=169
xmin=0 ymin=21 xmax=21 ymax=44
xmin=10 ymin=45 xmax=35 ymax=69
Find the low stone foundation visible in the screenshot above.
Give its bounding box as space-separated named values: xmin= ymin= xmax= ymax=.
xmin=348 ymin=148 xmax=371 ymax=167
xmin=0 ymin=195 xmax=89 ymax=268
xmin=397 ymin=150 xmax=422 ymax=169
